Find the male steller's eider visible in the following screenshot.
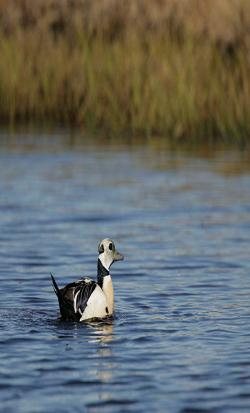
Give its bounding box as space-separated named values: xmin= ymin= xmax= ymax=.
xmin=51 ymin=239 xmax=124 ymax=322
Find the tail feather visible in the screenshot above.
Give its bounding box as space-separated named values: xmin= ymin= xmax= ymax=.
xmin=50 ymin=273 xmax=64 ymax=317
xmin=50 ymin=273 xmax=60 ymax=297
xmin=50 ymin=273 xmax=80 ymax=321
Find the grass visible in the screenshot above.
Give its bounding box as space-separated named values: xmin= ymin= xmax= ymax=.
xmin=0 ymin=0 xmax=250 ymax=144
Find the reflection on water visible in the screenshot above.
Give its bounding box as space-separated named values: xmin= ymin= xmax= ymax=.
xmin=1 ymin=127 xmax=250 ymax=173
xmin=90 ymin=323 xmax=114 ymax=345
xmin=0 ymin=131 xmax=250 ymax=413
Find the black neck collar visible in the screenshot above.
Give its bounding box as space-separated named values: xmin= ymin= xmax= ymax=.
xmin=97 ymin=258 xmax=110 ymax=288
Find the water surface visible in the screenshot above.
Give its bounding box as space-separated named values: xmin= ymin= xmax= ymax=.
xmin=0 ymin=133 xmax=250 ymax=412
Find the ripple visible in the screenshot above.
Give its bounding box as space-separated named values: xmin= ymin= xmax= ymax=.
xmin=180 ymin=408 xmax=217 ymax=413
xmin=63 ymin=379 xmax=103 ymax=387
xmin=86 ymin=399 xmax=137 ymax=408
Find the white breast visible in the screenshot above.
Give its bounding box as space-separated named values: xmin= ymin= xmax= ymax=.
xmin=80 ymin=285 xmax=108 ymax=321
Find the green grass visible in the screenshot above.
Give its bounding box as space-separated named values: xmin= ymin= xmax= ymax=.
xmin=0 ymin=1 xmax=250 ymax=144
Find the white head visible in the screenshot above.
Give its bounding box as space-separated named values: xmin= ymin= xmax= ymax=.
xmin=98 ymin=238 xmax=124 ymax=271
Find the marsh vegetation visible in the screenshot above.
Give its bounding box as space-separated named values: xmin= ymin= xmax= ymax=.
xmin=0 ymin=0 xmax=250 ymax=143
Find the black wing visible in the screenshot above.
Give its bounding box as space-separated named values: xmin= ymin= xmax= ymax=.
xmin=51 ymin=275 xmax=97 ymax=321
xmin=73 ymin=280 xmax=97 ymax=315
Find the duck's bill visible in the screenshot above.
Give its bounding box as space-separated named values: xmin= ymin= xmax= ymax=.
xmin=114 ymin=251 xmax=124 ymax=261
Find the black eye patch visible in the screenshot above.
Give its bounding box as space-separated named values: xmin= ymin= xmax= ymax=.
xmin=98 ymin=243 xmax=104 ymax=253
xmin=109 ymin=243 xmax=113 ymax=251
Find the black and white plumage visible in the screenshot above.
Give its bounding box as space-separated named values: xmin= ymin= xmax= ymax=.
xmin=51 ymin=239 xmax=124 ymax=322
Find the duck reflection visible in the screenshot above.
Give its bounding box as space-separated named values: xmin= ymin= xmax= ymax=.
xmin=87 ymin=320 xmax=117 ymax=391
xmin=54 ymin=318 xmax=117 ymax=397
xmin=87 ymin=319 xmax=114 ymax=345
xmin=53 ymin=317 xmax=114 ymax=346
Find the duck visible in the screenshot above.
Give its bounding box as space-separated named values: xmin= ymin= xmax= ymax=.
xmin=50 ymin=238 xmax=124 ymax=322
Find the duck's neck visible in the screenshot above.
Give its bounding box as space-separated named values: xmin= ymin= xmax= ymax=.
xmin=97 ymin=258 xmax=109 ymax=287
xmin=97 ymin=258 xmax=114 ymax=315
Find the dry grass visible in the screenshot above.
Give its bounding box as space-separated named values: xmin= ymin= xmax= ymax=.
xmin=0 ymin=0 xmax=250 ymax=143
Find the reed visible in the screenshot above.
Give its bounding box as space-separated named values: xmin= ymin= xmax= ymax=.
xmin=0 ymin=0 xmax=250 ymax=143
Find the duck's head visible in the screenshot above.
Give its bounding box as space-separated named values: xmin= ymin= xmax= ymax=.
xmin=98 ymin=238 xmax=124 ymax=270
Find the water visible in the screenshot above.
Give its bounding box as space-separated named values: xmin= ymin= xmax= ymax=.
xmin=0 ymin=133 xmax=250 ymax=413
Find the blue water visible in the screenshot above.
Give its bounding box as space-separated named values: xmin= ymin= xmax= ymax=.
xmin=0 ymin=133 xmax=250 ymax=413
